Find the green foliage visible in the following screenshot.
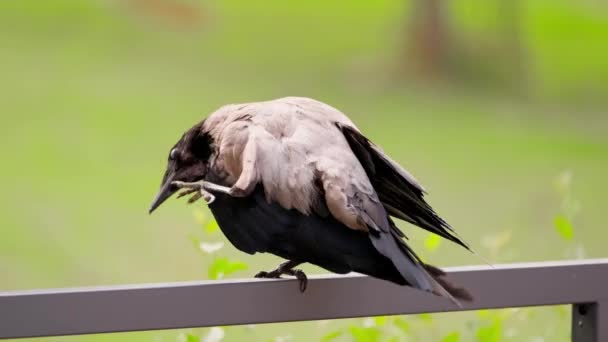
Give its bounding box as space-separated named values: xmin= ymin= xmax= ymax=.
xmin=417 ymin=313 xmax=433 ymax=323
xmin=348 ymin=326 xmax=381 ymax=342
xmin=442 ymin=331 xmax=460 ymax=342
xmin=320 ymin=331 xmax=342 ymax=342
xmin=553 ymin=214 xmax=574 ymax=241
xmin=190 ymin=209 xmax=250 ymax=281
xmin=205 ymin=219 xmax=221 ymax=234
xmin=208 ymin=257 xmax=248 ymax=280
xmin=392 ymin=317 xmax=411 ymax=334
xmin=475 ymin=318 xmax=502 ymax=342
xmin=186 ymin=333 xmax=200 ymax=342
xmin=373 ymin=316 xmax=388 ymax=327
xmin=424 ymin=233 xmax=442 ymax=252
xmin=552 ymin=171 xmax=580 ymax=242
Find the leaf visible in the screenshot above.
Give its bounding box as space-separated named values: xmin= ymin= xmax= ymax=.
xmin=321 ymin=331 xmax=342 ymax=342
xmin=186 ymin=333 xmax=201 ymax=342
xmin=348 ymin=326 xmax=380 ymax=342
xmin=476 ymin=319 xmax=502 ymax=342
xmin=553 ymin=215 xmax=574 ymax=241
xmin=424 ymin=233 xmax=442 ymax=252
xmin=442 ymin=331 xmax=460 ymax=342
xmin=373 ymin=316 xmax=388 ymax=326
xmin=199 ymin=241 xmax=224 ymax=254
xmin=418 ymin=313 xmax=433 ymax=323
xmin=393 ymin=317 xmax=410 ymax=334
xmin=205 ymin=219 xmax=220 ymax=234
xmin=476 ymin=310 xmax=491 ymax=319
xmin=208 ymin=257 xmax=248 ymax=280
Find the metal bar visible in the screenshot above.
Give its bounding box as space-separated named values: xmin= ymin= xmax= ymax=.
xmin=1 ymin=259 xmax=608 ymax=339
xmin=572 ymin=301 xmax=608 ymax=342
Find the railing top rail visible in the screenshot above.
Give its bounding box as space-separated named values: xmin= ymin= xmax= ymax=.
xmin=2 ymin=259 xmax=608 ymax=339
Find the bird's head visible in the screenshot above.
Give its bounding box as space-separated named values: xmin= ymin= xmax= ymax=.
xmin=149 ymin=122 xmax=213 ymax=213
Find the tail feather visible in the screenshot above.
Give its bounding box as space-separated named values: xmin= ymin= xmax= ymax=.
xmin=424 ymin=263 xmax=473 ymax=302
xmin=385 ymin=223 xmax=473 ymax=302
xmin=368 ymin=228 xmax=434 ymax=293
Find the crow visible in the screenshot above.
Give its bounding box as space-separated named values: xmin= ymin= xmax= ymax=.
xmin=149 ymin=97 xmax=472 ymax=303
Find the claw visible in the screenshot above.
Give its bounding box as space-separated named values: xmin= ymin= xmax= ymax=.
xmin=172 ymin=181 xmax=217 ymax=204
xmin=255 ymin=263 xmax=308 ymax=293
xmin=296 ymin=271 xmax=307 ymax=293
xmin=254 ymin=271 xmax=269 ymax=278
xmin=177 ymin=188 xmax=198 ymax=199
xmin=203 ymin=192 xmax=216 ymax=204
xmin=285 ymin=269 xmax=308 ymax=292
xmin=187 ymin=192 xmax=202 ymax=204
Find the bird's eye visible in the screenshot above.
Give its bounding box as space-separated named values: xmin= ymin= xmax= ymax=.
xmin=169 ymin=148 xmax=179 ymax=161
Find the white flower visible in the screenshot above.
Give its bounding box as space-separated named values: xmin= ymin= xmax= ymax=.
xmin=203 ymin=327 xmax=225 ymax=342
xmin=362 ymin=317 xmax=375 ymax=327
xmin=199 ymin=241 xmax=224 ymax=254
xmin=273 ymin=335 xmax=293 ymax=342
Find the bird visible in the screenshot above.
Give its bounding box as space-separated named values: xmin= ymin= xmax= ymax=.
xmin=149 ymin=96 xmax=473 ymax=303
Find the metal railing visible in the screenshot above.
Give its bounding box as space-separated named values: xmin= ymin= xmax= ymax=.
xmin=1 ymin=259 xmax=607 ymax=341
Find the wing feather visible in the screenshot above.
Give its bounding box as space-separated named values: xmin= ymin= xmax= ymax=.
xmin=337 ymin=123 xmax=471 ymax=251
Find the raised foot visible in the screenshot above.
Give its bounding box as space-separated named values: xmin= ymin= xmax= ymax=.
xmin=172 ymin=180 xmax=248 ymax=205
xmin=172 ymin=180 xmax=232 ymax=205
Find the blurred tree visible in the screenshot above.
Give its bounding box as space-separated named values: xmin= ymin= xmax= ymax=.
xmin=495 ymin=0 xmax=528 ymax=92
xmin=401 ymin=0 xmax=529 ymax=93
xmin=126 ymin=0 xmax=206 ymax=28
xmin=404 ymin=0 xmax=451 ymax=79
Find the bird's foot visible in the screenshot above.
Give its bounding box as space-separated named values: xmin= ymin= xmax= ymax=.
xmin=173 ymin=180 xmax=246 ymax=202
xmin=254 ymin=270 xmax=282 ymax=279
xmin=254 ymin=263 xmax=308 ymax=293
xmin=173 ymin=180 xmax=233 ymax=204
xmin=176 ymin=188 xmax=212 ymax=204
xmin=284 ymin=268 xmax=308 ymax=292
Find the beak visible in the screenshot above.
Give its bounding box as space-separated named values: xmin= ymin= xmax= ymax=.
xmin=149 ymin=173 xmax=177 ymax=214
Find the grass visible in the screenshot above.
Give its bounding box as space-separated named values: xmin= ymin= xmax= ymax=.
xmin=1 ymin=1 xmax=607 ymax=341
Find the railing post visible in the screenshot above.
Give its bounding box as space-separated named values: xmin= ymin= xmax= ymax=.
xmin=572 ymin=302 xmax=608 ymax=342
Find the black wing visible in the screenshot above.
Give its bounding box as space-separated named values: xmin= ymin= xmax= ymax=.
xmin=338 ymin=123 xmax=471 ymax=251
xmin=209 ymin=186 xmax=406 ymax=283
xmin=208 ymin=185 xmax=471 ymax=302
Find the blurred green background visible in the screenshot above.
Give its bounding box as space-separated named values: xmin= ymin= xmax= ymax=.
xmin=1 ymin=0 xmax=607 ymax=341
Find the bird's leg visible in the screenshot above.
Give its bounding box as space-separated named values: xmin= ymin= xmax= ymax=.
xmin=172 ymin=180 xmax=248 ymax=200
xmin=254 ymin=260 xmax=301 ymax=278
xmin=171 ymin=181 xmax=220 ymax=204
xmin=254 ymin=260 xmax=308 ymax=293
